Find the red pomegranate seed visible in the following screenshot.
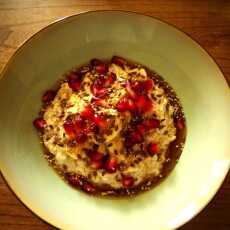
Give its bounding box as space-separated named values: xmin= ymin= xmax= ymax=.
xmin=81 ymin=105 xmax=94 ymax=119
xmin=137 ymin=124 xmax=146 ymax=135
xmin=42 ymin=90 xmax=56 ymax=103
xmin=116 ymin=99 xmax=129 ymax=112
xmin=93 ymin=114 xmax=107 ymax=130
xmin=88 ymin=151 xmax=104 ymax=162
xmin=135 ymin=95 xmax=146 ymax=109
xmin=143 ymin=119 xmax=160 ymax=130
xmin=125 ymin=129 xmax=144 ymax=147
xmin=76 ymin=132 xmax=87 ymax=144
xmin=93 ymin=160 xmax=104 ymax=169
xmin=33 ymin=118 xmax=46 ymax=130
xmin=130 ymin=131 xmax=143 ymax=144
xmin=82 ymin=127 xmax=91 ymax=135
xmin=176 ymin=118 xmax=184 ymax=130
xmin=88 ymin=151 xmax=104 ymax=169
xmin=68 ymin=174 xmax=81 ymax=187
xmin=148 ymin=143 xmax=159 ymax=155
xmin=92 ymin=98 xmax=108 ymax=107
xmin=95 ymin=63 xmax=108 ymax=74
xmin=67 ymin=72 xmax=82 ymax=91
xmin=67 ymin=72 xmax=80 ymax=81
xmin=105 ymin=73 xmax=116 ymax=86
xmin=142 ymin=97 xmax=153 ymax=112
xmin=127 ymin=99 xmax=136 ymax=111
xmin=84 ymin=123 xmax=97 ymax=133
xmin=63 ymin=121 xmax=76 ymax=139
xmin=91 ymin=74 xmax=114 ymax=97
xmin=94 ymin=88 xmax=107 ymax=98
xmin=116 ymin=98 xmax=135 ymax=112
xmin=91 ymin=84 xmax=107 ymax=98
xmin=135 ymin=95 xmax=153 ymax=113
xmin=122 ymin=176 xmax=134 ymax=188
xmin=128 ymin=79 xmax=154 ymax=94
xmin=126 ymin=81 xmax=137 ymax=99
xmin=83 ymin=182 xmax=96 ymax=193
xmin=90 ymin=59 xmax=108 ymax=74
xmin=94 ymin=75 xmax=104 ymax=86
xmin=111 ymin=56 xmax=126 ymax=67
xmin=105 ymin=157 xmax=118 ymax=173
xmin=142 ymin=79 xmax=154 ymax=91
xmin=74 ymin=117 xmax=87 ymax=132
xmin=68 ymin=80 xmax=81 ymax=91
xmin=131 ymin=81 xmax=142 ymax=92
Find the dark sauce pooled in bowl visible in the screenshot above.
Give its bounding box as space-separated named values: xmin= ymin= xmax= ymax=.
xmin=33 ymin=56 xmax=186 ymax=196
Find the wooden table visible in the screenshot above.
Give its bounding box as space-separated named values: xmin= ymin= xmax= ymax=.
xmin=0 ymin=1 xmax=229 ymax=229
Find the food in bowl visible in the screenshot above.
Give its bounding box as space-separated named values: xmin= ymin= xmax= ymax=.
xmin=33 ymin=56 xmax=186 ymax=196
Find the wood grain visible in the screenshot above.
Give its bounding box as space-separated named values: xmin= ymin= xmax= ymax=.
xmin=0 ymin=0 xmax=229 ymax=229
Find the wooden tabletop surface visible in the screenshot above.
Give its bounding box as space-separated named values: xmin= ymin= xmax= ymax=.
xmin=0 ymin=0 xmax=229 ymax=229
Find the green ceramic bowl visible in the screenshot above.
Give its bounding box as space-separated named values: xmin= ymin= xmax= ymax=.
xmin=0 ymin=11 xmax=229 ymax=230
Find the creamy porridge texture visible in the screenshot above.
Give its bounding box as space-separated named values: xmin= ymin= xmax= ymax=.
xmin=33 ymin=56 xmax=186 ymax=196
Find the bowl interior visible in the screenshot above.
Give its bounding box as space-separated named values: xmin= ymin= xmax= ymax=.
xmin=0 ymin=11 xmax=230 ymax=230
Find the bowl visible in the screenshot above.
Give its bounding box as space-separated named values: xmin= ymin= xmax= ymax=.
xmin=0 ymin=11 xmax=229 ymax=230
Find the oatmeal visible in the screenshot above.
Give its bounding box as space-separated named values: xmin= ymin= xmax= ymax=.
xmin=33 ymin=56 xmax=186 ymax=196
